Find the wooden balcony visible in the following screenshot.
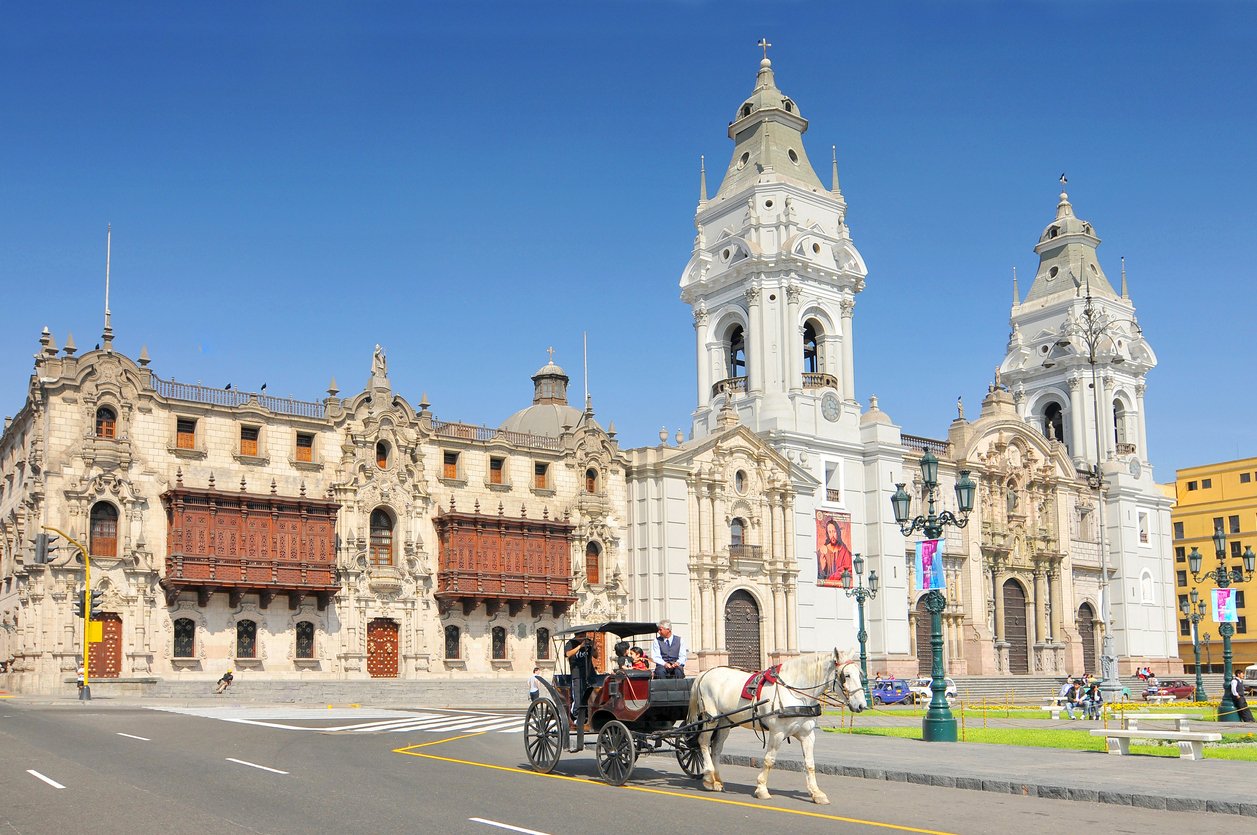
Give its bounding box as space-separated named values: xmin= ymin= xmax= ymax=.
xmin=433 ymin=508 xmax=575 ymax=617
xmin=159 ymin=485 xmax=341 ymax=610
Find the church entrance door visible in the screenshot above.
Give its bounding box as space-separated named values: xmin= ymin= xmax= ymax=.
xmin=88 ymin=613 xmax=122 ymax=678
xmin=367 ymin=618 xmax=399 ymax=678
xmin=1002 ymin=580 xmax=1029 ymax=674
xmin=915 ymin=597 xmax=932 ymax=675
xmin=1076 ymin=603 xmax=1097 ymax=674
xmin=724 ymin=591 xmax=762 ymax=670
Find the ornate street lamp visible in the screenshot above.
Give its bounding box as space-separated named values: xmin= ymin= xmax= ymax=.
xmin=1179 ymin=587 xmax=1208 ymax=702
xmin=1188 ymin=527 xmax=1257 ymax=722
xmin=891 ymin=455 xmax=976 ymax=741
xmin=841 ymin=553 xmax=879 ymax=687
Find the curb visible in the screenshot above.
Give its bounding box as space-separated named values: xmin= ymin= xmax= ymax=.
xmin=717 ymin=754 xmax=1257 ymax=818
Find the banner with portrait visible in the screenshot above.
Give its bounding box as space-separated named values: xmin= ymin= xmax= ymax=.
xmin=914 ymin=539 xmax=944 ymax=591
xmin=1213 ymin=588 xmax=1238 ymax=623
xmin=815 ymin=511 xmax=852 ymax=588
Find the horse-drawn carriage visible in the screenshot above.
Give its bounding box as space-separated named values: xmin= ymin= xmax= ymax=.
xmin=524 ymin=621 xmax=868 ymax=803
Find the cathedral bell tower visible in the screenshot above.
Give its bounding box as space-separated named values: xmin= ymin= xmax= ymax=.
xmin=680 ymin=51 xmax=867 ymax=440
xmin=1000 ymin=187 xmax=1157 ymax=475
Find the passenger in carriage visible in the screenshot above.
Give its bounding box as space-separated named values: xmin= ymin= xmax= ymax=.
xmin=627 ymin=647 xmax=650 ymax=671
xmin=564 ymin=631 xmax=597 ymax=720
xmin=651 ymin=619 xmax=687 ymax=678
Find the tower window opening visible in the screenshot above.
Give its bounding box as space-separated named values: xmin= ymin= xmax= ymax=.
xmin=741 ymin=104 xmax=752 ymax=117
xmin=376 ymin=441 xmax=390 ymax=470
xmin=728 ymin=326 xmax=747 ymax=379
xmin=730 ymin=518 xmax=746 ymax=547
xmin=1113 ymin=399 xmax=1130 ymax=447
xmin=585 ymin=468 xmax=598 ymax=494
xmin=803 ymin=321 xmax=819 ymax=374
xmin=1042 ymin=402 xmax=1065 ymax=448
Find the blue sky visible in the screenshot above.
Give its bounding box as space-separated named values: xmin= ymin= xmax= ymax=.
xmin=2 ymin=1 xmax=1254 ymax=479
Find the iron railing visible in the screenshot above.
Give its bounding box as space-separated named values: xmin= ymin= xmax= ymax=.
xmin=431 ymin=420 xmax=560 ymax=450
xmin=151 ymin=376 xmax=326 ymax=419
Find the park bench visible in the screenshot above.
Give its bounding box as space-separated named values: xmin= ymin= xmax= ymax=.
xmin=1119 ymin=713 xmax=1202 ymax=733
xmin=1090 ymin=727 xmax=1221 ymax=760
xmin=1145 ymin=694 xmax=1175 ymax=705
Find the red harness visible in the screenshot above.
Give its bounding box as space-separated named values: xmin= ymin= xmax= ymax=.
xmin=740 ymin=664 xmax=783 ymax=700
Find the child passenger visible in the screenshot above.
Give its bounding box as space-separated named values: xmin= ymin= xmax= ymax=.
xmin=627 ymin=647 xmax=650 ymax=671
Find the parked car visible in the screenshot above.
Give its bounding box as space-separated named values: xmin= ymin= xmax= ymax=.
xmin=1142 ymin=679 xmax=1195 ymax=701
xmin=871 ymin=678 xmax=914 ymax=705
xmin=910 ymin=676 xmax=957 ymax=704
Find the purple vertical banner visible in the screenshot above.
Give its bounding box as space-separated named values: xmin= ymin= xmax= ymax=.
xmin=1213 ymin=588 xmax=1238 ymax=623
xmin=915 ymin=539 xmax=944 ymax=591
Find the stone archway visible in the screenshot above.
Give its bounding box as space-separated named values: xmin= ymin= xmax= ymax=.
xmin=1002 ymin=580 xmax=1029 ymax=674
xmin=724 ymin=590 xmax=762 ymax=670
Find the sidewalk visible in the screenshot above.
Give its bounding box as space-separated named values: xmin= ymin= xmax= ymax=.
xmin=717 ymin=723 xmax=1257 ymax=818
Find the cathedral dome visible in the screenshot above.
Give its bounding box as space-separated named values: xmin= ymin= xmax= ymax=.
xmin=499 ymin=357 xmax=583 ymax=438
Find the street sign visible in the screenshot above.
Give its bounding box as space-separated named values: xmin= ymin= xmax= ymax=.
xmin=86 ymin=621 xmax=103 ymax=643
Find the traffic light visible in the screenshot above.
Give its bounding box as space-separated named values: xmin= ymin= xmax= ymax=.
xmin=72 ymin=589 xmax=86 ymax=618
xmin=34 ymin=532 xmax=59 ymax=564
xmin=89 ymin=588 xmax=103 ymax=618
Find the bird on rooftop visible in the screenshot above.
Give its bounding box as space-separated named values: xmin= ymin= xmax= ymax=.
xmin=225 ymin=383 xmax=232 ymax=391
xmin=260 ymin=383 xmax=267 ymax=393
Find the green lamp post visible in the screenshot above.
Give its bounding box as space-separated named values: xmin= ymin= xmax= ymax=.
xmin=842 ymin=553 xmax=879 ymax=688
xmin=1179 ymin=588 xmax=1207 ymax=702
xmin=890 ymin=452 xmax=976 ymax=742
xmin=1188 ymin=526 xmax=1256 ymax=722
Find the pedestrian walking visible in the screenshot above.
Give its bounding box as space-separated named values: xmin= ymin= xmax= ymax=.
xmin=527 ymin=666 xmax=543 ymax=702
xmin=1229 ymin=674 xmax=1255 ymax=722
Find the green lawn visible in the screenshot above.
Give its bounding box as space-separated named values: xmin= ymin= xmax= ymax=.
xmin=832 ymin=703 xmax=1220 ymax=721
xmin=823 ymin=725 xmax=1257 ymax=761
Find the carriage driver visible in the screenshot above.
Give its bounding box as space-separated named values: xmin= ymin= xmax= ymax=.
xmin=564 ymin=630 xmax=597 ymax=720
xmin=650 ymin=619 xmax=687 ymax=678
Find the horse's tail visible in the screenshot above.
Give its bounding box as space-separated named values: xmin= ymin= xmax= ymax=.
xmin=686 ymin=669 xmax=706 ymax=723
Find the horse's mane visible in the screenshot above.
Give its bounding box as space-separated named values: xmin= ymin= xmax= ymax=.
xmin=775 ymin=652 xmax=834 ymax=689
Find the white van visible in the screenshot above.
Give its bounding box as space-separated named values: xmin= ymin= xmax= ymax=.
xmin=1243 ymin=663 xmax=1257 ymax=697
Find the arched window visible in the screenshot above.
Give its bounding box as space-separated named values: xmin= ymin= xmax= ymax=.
xmin=536 ymin=627 xmax=550 ymax=660
xmin=89 ymin=502 xmax=118 ymax=558
xmin=1113 ymin=399 xmax=1128 ymax=446
xmin=730 ymin=518 xmax=746 ymax=547
xmin=1042 ymin=402 xmax=1065 ymax=447
xmin=295 ymin=621 xmax=315 ymax=659
xmin=376 ymin=441 xmax=390 ymax=470
xmin=585 ymin=468 xmax=598 ymax=494
xmin=444 ymin=625 xmax=461 ymax=660
xmin=236 ymin=620 xmax=257 ymax=659
xmin=585 ymin=542 xmax=602 ymax=585
xmin=741 ymin=103 xmax=752 ymax=117
xmin=803 ymin=322 xmax=819 ymax=374
xmin=369 ymin=509 xmax=394 ymax=566
xmin=728 ymin=326 xmax=746 ymax=379
xmin=492 ymin=626 xmax=507 ymax=661
xmin=95 ymin=406 xmax=116 ymax=439
xmin=173 ymin=618 xmax=196 ymax=658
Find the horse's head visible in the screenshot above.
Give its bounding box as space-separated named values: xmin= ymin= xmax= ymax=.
xmin=832 ymin=649 xmax=867 ymax=713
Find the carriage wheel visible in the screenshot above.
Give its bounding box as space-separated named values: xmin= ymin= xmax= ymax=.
xmin=675 ymin=729 xmax=703 ymax=778
xmin=524 ymin=698 xmax=563 ymax=774
xmin=595 ymin=720 xmax=636 ymax=786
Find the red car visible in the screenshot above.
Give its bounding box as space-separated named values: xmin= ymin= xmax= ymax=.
xmin=1142 ymin=679 xmax=1196 ymax=701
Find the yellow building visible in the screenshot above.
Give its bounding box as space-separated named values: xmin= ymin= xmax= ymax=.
xmin=1170 ymin=457 xmax=1257 ymax=672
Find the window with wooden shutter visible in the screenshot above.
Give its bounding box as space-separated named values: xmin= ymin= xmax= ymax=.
xmin=95 ymin=407 xmax=117 ymax=439
xmin=176 ymin=418 xmax=197 ymax=450
xmin=376 ymin=441 xmax=390 ymax=470
xmin=585 ymin=541 xmax=601 ymax=585
xmin=489 ymin=457 xmax=505 ymax=485
xmin=585 ymin=468 xmax=598 ymax=493
xmin=534 ymin=462 xmax=548 ymax=489
xmin=370 ymin=508 xmax=394 ymax=566
xmin=443 ymin=452 xmax=459 ymax=480
xmin=296 ymin=433 xmax=314 ymax=463
xmin=240 ymin=426 xmax=259 ymax=457
xmin=90 ymin=503 xmax=118 ymax=558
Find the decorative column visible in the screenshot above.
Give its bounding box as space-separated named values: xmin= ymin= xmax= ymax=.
xmin=785 ymin=582 xmax=798 ymax=654
xmin=1033 ymin=568 xmax=1047 ymax=646
xmin=839 ymin=298 xmax=856 ymax=403
xmin=1049 ymin=569 xmax=1065 ymax=640
xmin=746 ymin=286 xmax=763 ymax=395
xmin=1067 ymin=376 xmax=1084 ymax=462
xmin=786 ymin=284 xmax=802 ymax=393
xmin=694 ymin=304 xmax=710 ymax=410
xmin=1134 ymin=382 xmax=1149 ymax=460
xmin=772 ymin=580 xmax=786 ymax=653
xmin=992 ymin=569 xmax=1005 ymax=642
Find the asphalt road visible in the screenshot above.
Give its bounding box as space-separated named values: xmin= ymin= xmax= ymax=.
xmin=0 ymin=703 xmax=1227 ymax=834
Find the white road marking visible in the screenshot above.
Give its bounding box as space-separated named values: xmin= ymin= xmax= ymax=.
xmin=27 ymin=770 xmax=66 ymax=789
xmin=469 ymin=818 xmax=550 ymax=835
xmin=116 ymin=732 xmax=150 ymax=741
xmin=225 ymin=758 xmax=289 ymax=775
xmin=150 ymin=705 xmax=524 ymax=734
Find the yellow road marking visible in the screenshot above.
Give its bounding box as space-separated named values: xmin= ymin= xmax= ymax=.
xmin=394 ymin=736 xmax=956 ymax=834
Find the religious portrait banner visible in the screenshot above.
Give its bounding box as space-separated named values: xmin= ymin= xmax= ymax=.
xmin=1213 ymin=588 xmax=1238 ymax=623
xmin=915 ymin=539 xmax=944 ymax=591
xmin=815 ymin=511 xmax=853 ymax=588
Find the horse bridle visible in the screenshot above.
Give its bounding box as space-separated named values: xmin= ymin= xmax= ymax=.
xmin=779 ymin=658 xmax=864 ymax=705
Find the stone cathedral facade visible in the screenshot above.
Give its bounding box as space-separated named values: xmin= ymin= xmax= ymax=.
xmin=0 ymin=52 xmax=1180 ymax=693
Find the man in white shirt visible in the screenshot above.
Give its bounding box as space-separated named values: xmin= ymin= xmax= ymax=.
xmin=650 ymin=619 xmax=687 ymax=678
xmin=527 ymin=667 xmax=543 ymax=702
xmin=1229 ymin=674 xmax=1254 ymax=722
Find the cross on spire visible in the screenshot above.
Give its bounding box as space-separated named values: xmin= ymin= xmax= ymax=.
xmin=757 ymin=38 xmax=772 ymax=59
xmin=546 ymin=346 xmax=555 ymax=362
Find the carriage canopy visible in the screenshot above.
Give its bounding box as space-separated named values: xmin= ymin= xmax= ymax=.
xmin=555 ymin=621 xmax=660 ymax=639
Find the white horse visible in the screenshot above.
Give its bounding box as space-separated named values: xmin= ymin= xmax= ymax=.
xmin=685 ymin=649 xmax=865 ymax=804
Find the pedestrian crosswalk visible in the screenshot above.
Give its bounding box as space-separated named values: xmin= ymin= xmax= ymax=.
xmin=149 ymin=705 xmax=525 ymax=735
